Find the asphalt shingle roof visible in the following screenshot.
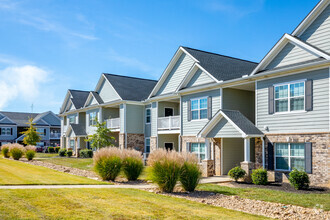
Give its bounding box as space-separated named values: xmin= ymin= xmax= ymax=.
xmin=183 ymin=47 xmax=258 ymax=81
xmin=70 ymin=124 xmax=87 ymax=136
xmin=69 ymin=90 xmax=90 ymax=109
xmin=91 ymin=91 xmax=104 ymax=104
xmin=103 ymin=73 xmax=157 ymax=101
xmin=0 ymin=111 xmax=60 ymax=127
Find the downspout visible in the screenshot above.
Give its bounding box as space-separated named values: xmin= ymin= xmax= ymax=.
xmin=262 ymin=137 xmax=265 ymax=168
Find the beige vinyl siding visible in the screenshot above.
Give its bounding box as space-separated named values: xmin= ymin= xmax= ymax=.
xmin=222 ymin=88 xmax=255 ymax=123
xmin=186 ymin=69 xmax=215 ymax=88
xmin=78 ymin=112 xmax=86 ymax=127
xmin=103 ymin=107 xmax=119 ymax=120
xmin=126 ymin=104 xmax=144 ymax=134
xmin=120 ymin=104 xmax=125 ymax=133
xmin=300 ymin=4 xmax=330 ymax=53
xmin=158 ymin=101 xmax=180 ymax=117
xmin=156 ymin=53 xmax=194 ymax=96
xmin=79 ymin=137 xmax=86 ymax=149
xmin=157 ymin=134 xmax=179 ymax=151
xmin=222 ymin=138 xmax=244 ymax=174
xmin=86 ymin=95 xmax=98 ymax=107
xmin=265 ymin=43 xmax=318 ymax=70
xmin=256 ymin=68 xmax=330 ymax=133
xmin=182 ymin=89 xmax=221 ymax=136
xmin=151 ymin=102 xmax=157 ymax=136
xmin=97 ymin=78 xmax=121 ymax=103
xmin=206 ymin=118 xmax=242 ymax=138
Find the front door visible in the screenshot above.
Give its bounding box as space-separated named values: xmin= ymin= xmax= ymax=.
xmin=164 ymin=108 xmax=174 ymax=117
xmin=165 ymin=143 xmax=173 ymax=151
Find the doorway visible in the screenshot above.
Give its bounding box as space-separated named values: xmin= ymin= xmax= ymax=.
xmin=165 ymin=142 xmax=173 ymax=151
xmin=164 ymin=108 xmax=174 ymax=117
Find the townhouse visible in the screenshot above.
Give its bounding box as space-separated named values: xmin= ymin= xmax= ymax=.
xmin=0 ymin=111 xmax=61 ymax=147
xmin=59 ymin=0 xmax=330 ymax=185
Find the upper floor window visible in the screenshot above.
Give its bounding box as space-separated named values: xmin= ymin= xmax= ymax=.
xmin=68 ymin=115 xmax=76 ymax=124
xmin=145 ymin=108 xmax=151 ymax=124
xmin=1 ymin=127 xmax=12 ymax=136
xmin=36 ymin=128 xmax=45 ymax=136
xmin=275 ymin=143 xmax=305 ymax=171
xmin=191 ymin=97 xmax=208 ymax=120
xmin=89 ymin=112 xmax=97 ymax=126
xmin=274 ymin=81 xmax=305 ymax=113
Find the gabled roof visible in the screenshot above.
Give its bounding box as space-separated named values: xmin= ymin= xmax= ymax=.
xmin=103 ymin=73 xmax=157 ymax=101
xmin=67 ymin=124 xmax=87 ymax=136
xmin=32 ymin=111 xmax=61 ymax=126
xmin=69 ymin=90 xmax=90 ymax=109
xmin=0 ymin=111 xmax=60 ymax=127
xmin=83 ymin=91 xmax=104 ymax=107
xmin=198 ymin=109 xmax=264 ymax=138
xmin=0 ymin=116 xmax=16 ymax=125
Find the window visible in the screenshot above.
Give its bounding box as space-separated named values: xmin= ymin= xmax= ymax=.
xmin=37 ymin=128 xmax=45 ymax=137
xmin=70 ymin=140 xmax=75 ymax=150
xmin=1 ymin=127 xmax=11 ymax=136
xmin=274 ymin=81 xmax=305 ymax=113
xmin=36 ymin=142 xmax=44 ymax=147
xmin=89 ymin=111 xmax=97 ymax=126
xmin=190 ymin=143 xmax=205 ymax=163
xmin=145 ymin=108 xmax=151 ymax=124
xmin=191 ymin=97 xmax=208 ymax=120
xmin=68 ymin=115 xmax=76 ymax=124
xmin=275 ymin=143 xmax=305 ymax=171
xmin=145 ymin=138 xmax=150 ymax=153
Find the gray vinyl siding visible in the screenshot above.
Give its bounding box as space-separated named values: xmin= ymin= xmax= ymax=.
xmin=186 ymin=69 xmax=215 ymax=88
xmin=157 ymin=134 xmax=179 ymax=151
xmin=126 ymin=104 xmax=144 ymax=134
xmin=0 ymin=126 xmax=17 ymax=141
xmin=86 ymin=109 xmax=99 ymax=135
xmin=145 ymin=104 xmax=151 ymax=138
xmin=120 ymin=104 xmax=125 ymax=133
xmin=206 ymin=118 xmax=242 ymax=138
xmin=222 ymin=88 xmax=255 ymax=123
xmin=97 ymin=78 xmax=121 ymax=103
xmin=300 ymin=4 xmax=330 ymax=53
xmin=151 ymin=102 xmax=157 ymax=136
xmin=156 ymin=53 xmax=194 ymax=96
xmin=158 ymin=101 xmax=180 ymax=117
xmin=37 ymin=127 xmax=50 ymax=141
xmin=42 ymin=113 xmax=60 ymax=126
xmin=256 ymin=68 xmax=330 ymax=133
xmin=222 ymin=138 xmax=244 ymax=174
xmin=182 ymin=89 xmax=221 ymax=136
xmin=265 ymin=43 xmax=317 ymax=70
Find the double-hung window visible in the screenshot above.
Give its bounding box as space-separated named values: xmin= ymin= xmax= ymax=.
xmin=190 ymin=143 xmax=206 ymax=162
xmin=89 ymin=112 xmax=97 ymax=126
xmin=70 ymin=140 xmax=75 ymax=150
xmin=145 ymin=109 xmax=151 ymax=124
xmin=145 ymin=138 xmax=150 ymax=153
xmin=274 ymin=81 xmax=305 ymax=113
xmin=1 ymin=127 xmax=11 ymax=136
xmin=275 ymin=143 xmax=305 ymax=171
xmin=68 ymin=115 xmax=76 ymax=124
xmin=191 ymin=97 xmax=208 ymax=120
xmin=37 ymin=128 xmax=45 ymax=137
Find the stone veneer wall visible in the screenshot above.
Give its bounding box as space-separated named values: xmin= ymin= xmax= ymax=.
xmin=264 ymin=133 xmax=329 ymax=186
xmin=126 ymin=133 xmax=144 ymax=152
xmin=150 ymin=137 xmax=157 ymax=152
xmin=181 ymin=136 xmax=205 ymax=153
xmin=214 ymin=138 xmax=221 ymax=176
xmin=254 ymin=137 xmax=263 ymax=169
xmin=119 ymin=133 xmax=125 ymax=150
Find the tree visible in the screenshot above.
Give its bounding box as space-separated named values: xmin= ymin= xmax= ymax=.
xmin=85 ymin=119 xmax=115 ymax=149
xmin=22 ymin=118 xmax=41 ymax=145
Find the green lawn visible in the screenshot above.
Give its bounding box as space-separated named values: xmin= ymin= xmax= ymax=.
xmin=36 ymin=154 xmax=94 ymax=171
xmin=0 ymin=158 xmax=107 ymax=185
xmin=0 ymin=188 xmax=267 ymax=220
xmin=198 ymin=184 xmax=330 ymax=211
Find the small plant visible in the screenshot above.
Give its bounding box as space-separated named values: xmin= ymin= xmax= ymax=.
xmin=66 ymin=150 xmax=73 ymax=157
xmin=1 ymin=145 xmax=10 ymax=158
xmin=251 ymin=168 xmax=268 ymax=185
xmin=179 ymin=152 xmax=201 ymax=192
xmin=48 ymin=147 xmax=55 ymax=153
xmin=55 ymin=146 xmax=61 ymax=153
xmin=80 ymin=149 xmax=93 ymax=158
xmin=228 ymin=166 xmax=246 ymax=182
xmin=58 ymin=149 xmax=66 ymax=157
xmin=25 ymin=145 xmax=36 ymax=161
xmin=9 ymin=144 xmax=26 ymax=160
xmin=93 ymin=147 xmax=122 ymax=181
xmin=122 ymin=149 xmax=144 ymax=181
xmin=289 ymin=169 xmax=310 ymax=190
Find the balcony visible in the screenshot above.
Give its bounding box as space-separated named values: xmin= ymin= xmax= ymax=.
xmin=50 ymin=133 xmax=61 ymax=139
xmin=62 ymin=125 xmax=68 ymax=134
xmin=106 ymin=118 xmax=120 ymax=131
xmin=158 ymin=116 xmax=180 ymax=133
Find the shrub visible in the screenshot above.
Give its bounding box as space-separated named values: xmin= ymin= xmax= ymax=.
xmin=1 ymin=145 xmax=10 ymax=158
xmin=147 ymin=149 xmax=183 ymax=193
xmin=251 ymin=168 xmax=268 ymax=185
xmin=25 ymin=145 xmax=36 ymax=152
xmin=25 ymin=150 xmax=36 ymax=161
xmin=80 ymin=149 xmax=93 ymax=158
xmin=58 ymin=149 xmax=66 ymax=157
xmin=48 ymin=147 xmax=55 ymax=153
xmin=122 ymin=149 xmax=144 ymax=181
xmin=9 ymin=144 xmax=25 ymax=160
xmin=93 ymin=147 xmax=122 ymax=181
xmin=55 ymin=146 xmax=61 ymax=153
xmin=289 ymin=169 xmax=310 ymax=190
xmin=179 ymin=152 xmax=201 ymax=192
xmin=66 ymin=150 xmax=73 ymax=157
xmin=228 ymin=166 xmax=246 ymax=182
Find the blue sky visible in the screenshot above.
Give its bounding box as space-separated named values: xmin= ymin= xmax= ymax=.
xmin=0 ymin=0 xmax=319 ymax=113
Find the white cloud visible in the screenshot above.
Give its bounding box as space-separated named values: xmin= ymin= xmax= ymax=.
xmin=0 ymin=65 xmax=49 ymax=109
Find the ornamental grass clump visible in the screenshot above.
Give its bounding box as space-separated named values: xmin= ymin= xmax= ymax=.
xmin=147 ymin=149 xmax=183 ymax=193
xmin=179 ymin=152 xmax=201 ymax=192
xmin=228 ymin=166 xmax=246 ymax=182
xmin=93 ymin=147 xmax=123 ymax=181
xmin=9 ymin=143 xmax=26 ymax=160
xmin=122 ymin=149 xmax=144 ymax=181
xmin=1 ymin=144 xmax=10 ymax=158
xmin=251 ymin=168 xmax=268 ymax=185
xmin=25 ymin=145 xmax=36 ymax=161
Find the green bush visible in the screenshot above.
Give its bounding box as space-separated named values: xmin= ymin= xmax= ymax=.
xmin=66 ymin=150 xmax=73 ymax=157
xmin=80 ymin=149 xmax=93 ymax=158
xmin=179 ymin=162 xmax=201 ymax=192
xmin=25 ymin=150 xmax=36 ymax=161
xmin=10 ymin=145 xmax=25 ymax=160
xmin=251 ymin=168 xmax=268 ymax=185
xmin=289 ymin=169 xmax=310 ymax=190
xmin=1 ymin=145 xmax=10 ymax=158
xmin=48 ymin=147 xmax=55 ymax=153
xmin=55 ymin=147 xmax=61 ymax=153
xmin=58 ymin=149 xmax=66 ymax=157
xmin=228 ymin=166 xmax=246 ymax=182
xmin=122 ymin=157 xmax=144 ymax=181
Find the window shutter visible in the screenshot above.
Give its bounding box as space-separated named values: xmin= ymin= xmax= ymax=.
xmin=267 ymin=142 xmax=274 ymax=170
xmin=10 ymin=128 xmax=13 ymax=135
xmin=186 ymin=143 xmax=191 ymax=152
xmin=187 ymin=100 xmax=191 ymax=121
xmin=44 ymin=129 xmax=46 ymax=136
xmin=305 ymin=142 xmax=312 ymax=174
xmin=0 ymin=128 xmax=2 ymax=135
xmin=268 ymin=86 xmax=274 ymax=114
xmin=305 ymin=80 xmax=313 ymax=111
xmin=44 ymin=142 xmax=47 ymax=147
xmin=207 ymin=96 xmax=212 ymax=120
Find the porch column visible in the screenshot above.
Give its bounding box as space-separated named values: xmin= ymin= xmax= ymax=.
xmin=244 ymin=137 xmax=250 ymax=162
xmin=205 ymin=138 xmax=211 ymax=160
xmin=241 ymin=137 xmax=254 ymax=182
xmin=202 ymin=138 xmax=214 ymax=177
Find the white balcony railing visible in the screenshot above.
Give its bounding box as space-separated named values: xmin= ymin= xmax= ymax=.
xmin=62 ymin=125 xmax=68 ymax=134
xmin=50 ymin=133 xmax=61 ymax=139
xmin=106 ymin=118 xmax=120 ymax=130
xmin=158 ymin=116 xmax=180 ymax=130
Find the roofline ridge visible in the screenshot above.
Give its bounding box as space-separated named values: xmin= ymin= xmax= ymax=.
xmin=69 ymin=89 xmax=90 ymax=93
xmin=103 ymin=73 xmax=158 ymax=82
xmin=0 ymin=111 xmax=40 ymax=115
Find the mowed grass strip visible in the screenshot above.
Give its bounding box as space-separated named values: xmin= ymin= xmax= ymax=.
xmin=36 ymin=156 xmax=94 ymax=171
xmin=0 ymin=158 xmax=107 ymax=185
xmin=0 ymin=188 xmax=267 ymax=220
xmin=198 ymin=184 xmax=330 ymax=211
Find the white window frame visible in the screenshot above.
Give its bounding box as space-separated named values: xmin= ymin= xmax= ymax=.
xmin=191 ymin=97 xmax=208 ymax=120
xmin=36 ymin=128 xmax=45 ymax=137
xmin=68 ymin=115 xmax=76 ymax=124
xmin=275 ymin=143 xmax=305 ymax=171
xmin=145 ymin=138 xmax=150 ymax=153
xmin=274 ymin=80 xmax=306 ymax=114
xmin=190 ymin=142 xmax=206 ymax=163
xmin=1 ymin=127 xmax=11 ymax=136
xmin=88 ymin=111 xmax=97 ymax=126
xmin=70 ymin=139 xmax=75 ymax=150
xmin=145 ymin=108 xmax=151 ymax=124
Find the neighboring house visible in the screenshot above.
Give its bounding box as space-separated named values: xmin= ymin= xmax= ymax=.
xmin=59 ymin=0 xmax=329 ymax=185
xmin=0 ymin=111 xmax=61 ymax=148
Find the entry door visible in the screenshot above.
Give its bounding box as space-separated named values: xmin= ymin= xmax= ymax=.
xmin=165 ymin=143 xmax=173 ymax=151
xmin=165 ymin=108 xmax=174 ymax=117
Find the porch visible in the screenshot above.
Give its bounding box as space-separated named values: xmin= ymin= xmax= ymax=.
xmin=157 ymin=99 xmax=180 ymax=134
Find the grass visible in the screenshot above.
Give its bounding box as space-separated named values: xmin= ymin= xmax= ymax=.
xmin=0 ymin=188 xmax=267 ymax=220
xmin=0 ymin=158 xmax=108 ymax=185
xmin=35 ymin=153 xmax=58 ymax=158
xmin=36 ymin=156 xmax=94 ymax=171
xmin=198 ymin=184 xmax=330 ymax=211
